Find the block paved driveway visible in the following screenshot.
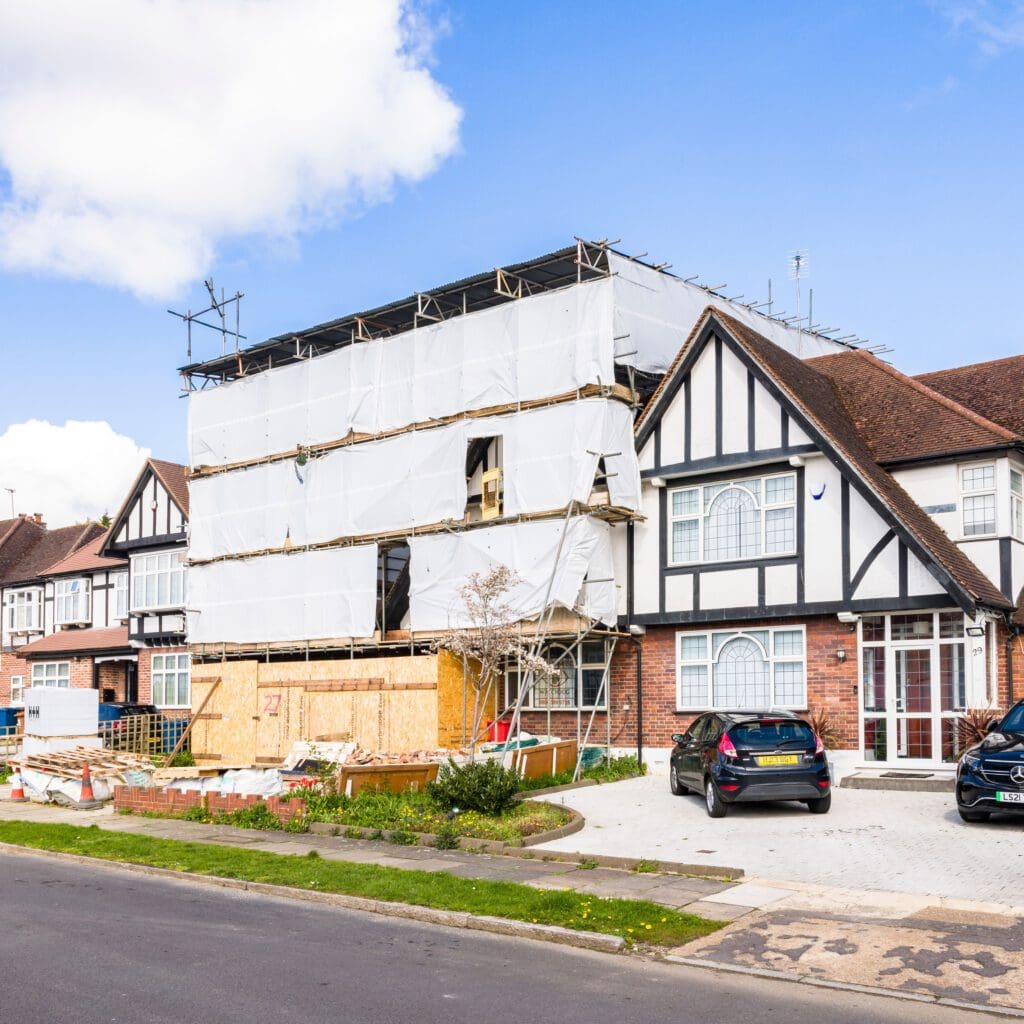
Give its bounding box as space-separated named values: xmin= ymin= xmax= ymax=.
xmin=535 ymin=772 xmax=1024 ymax=905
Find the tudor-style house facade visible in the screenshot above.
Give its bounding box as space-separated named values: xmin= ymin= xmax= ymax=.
xmin=618 ymin=308 xmax=1021 ymax=773
xmin=99 ymin=459 xmax=191 ymax=711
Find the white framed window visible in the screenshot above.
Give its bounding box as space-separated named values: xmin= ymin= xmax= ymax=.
xmin=960 ymin=463 xmax=996 ymax=537
xmin=131 ymin=551 xmax=185 ymax=612
xmin=9 ymin=676 xmax=24 ymax=705
xmin=31 ymin=662 xmax=71 ymax=689
xmin=113 ymin=572 xmax=129 ymax=620
xmin=151 ymin=653 xmax=190 ymax=708
xmin=54 ymin=578 xmax=91 ymax=625
xmin=668 ymin=472 xmax=797 ymax=565
xmin=1011 ymin=468 xmax=1023 ymax=541
xmin=676 ymin=627 xmax=806 ymax=710
xmin=504 ymin=640 xmax=610 ymax=711
xmin=4 ymin=588 xmax=42 ymax=633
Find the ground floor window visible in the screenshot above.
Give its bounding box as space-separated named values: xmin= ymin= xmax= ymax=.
xmin=151 ymin=653 xmax=190 ymax=708
xmin=860 ymin=611 xmax=973 ymax=764
xmin=9 ymin=676 xmax=24 ymax=705
xmin=676 ymin=627 xmax=806 ymax=710
xmin=31 ymin=662 xmax=70 ymax=688
xmin=504 ymin=640 xmax=611 ymax=711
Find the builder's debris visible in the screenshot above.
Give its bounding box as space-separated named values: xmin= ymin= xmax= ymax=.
xmin=13 ymin=746 xmax=155 ymax=806
xmin=341 ymin=747 xmax=469 ymax=767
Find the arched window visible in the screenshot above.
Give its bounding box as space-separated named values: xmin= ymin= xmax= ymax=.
xmin=713 ymin=636 xmax=770 ymax=707
xmin=704 ymin=486 xmax=760 ymax=561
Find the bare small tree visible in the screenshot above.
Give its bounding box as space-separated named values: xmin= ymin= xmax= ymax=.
xmin=434 ymin=564 xmax=558 ymax=760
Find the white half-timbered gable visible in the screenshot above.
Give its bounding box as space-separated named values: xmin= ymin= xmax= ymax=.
xmin=102 ymin=459 xmax=189 ymax=647
xmin=626 ymin=309 xmax=1010 ymax=628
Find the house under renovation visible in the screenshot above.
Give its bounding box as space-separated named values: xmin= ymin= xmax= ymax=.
xmin=180 ymin=240 xmax=849 ymax=765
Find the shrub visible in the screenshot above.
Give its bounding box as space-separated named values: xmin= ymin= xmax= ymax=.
xmin=433 ymin=820 xmax=460 ymax=850
xmin=182 ymin=803 xmax=212 ymax=823
xmin=959 ymin=706 xmax=1003 ymax=748
xmin=221 ymin=802 xmax=283 ymax=831
xmin=802 ymin=708 xmax=843 ymax=750
xmin=429 ymin=758 xmax=521 ymax=816
xmin=167 ymin=751 xmax=196 ymax=768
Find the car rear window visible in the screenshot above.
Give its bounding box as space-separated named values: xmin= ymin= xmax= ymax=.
xmin=729 ymin=720 xmax=815 ymax=748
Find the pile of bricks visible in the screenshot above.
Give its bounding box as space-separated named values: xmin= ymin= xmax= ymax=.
xmin=113 ymin=785 xmax=306 ymax=824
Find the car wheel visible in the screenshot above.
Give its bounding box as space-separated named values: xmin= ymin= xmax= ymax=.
xmin=958 ymin=807 xmax=990 ymax=823
xmin=806 ymin=792 xmax=831 ymax=814
xmin=669 ymin=764 xmax=688 ymax=796
xmin=704 ymin=777 xmax=727 ymax=818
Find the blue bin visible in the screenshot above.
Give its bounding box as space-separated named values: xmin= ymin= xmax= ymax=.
xmin=159 ymin=717 xmax=188 ymax=755
xmin=0 ymin=707 xmax=19 ymax=730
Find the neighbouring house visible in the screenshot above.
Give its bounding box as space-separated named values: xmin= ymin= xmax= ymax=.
xmin=97 ymin=458 xmax=191 ymax=713
xmin=0 ymin=516 xmax=108 ymax=705
xmin=619 ymin=308 xmax=1022 ymax=774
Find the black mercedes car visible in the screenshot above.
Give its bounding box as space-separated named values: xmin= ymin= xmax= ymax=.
xmin=956 ymin=700 xmax=1024 ymax=823
xmin=670 ymin=710 xmax=831 ymax=817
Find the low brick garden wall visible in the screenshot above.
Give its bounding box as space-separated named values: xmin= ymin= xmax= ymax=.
xmin=114 ymin=785 xmax=306 ymax=825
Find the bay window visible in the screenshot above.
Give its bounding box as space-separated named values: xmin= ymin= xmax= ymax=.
xmin=960 ymin=464 xmax=996 ymax=537
xmin=1011 ymin=468 xmax=1023 ymax=541
xmin=114 ymin=572 xmax=129 ymax=619
xmin=668 ymin=472 xmax=797 ymax=565
xmin=4 ymin=589 xmax=41 ymax=633
xmin=677 ymin=627 xmax=806 ymax=710
xmin=131 ymin=551 xmax=185 ymax=612
xmin=505 ymin=640 xmax=611 ymax=711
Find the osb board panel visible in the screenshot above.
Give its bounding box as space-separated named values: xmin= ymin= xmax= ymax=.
xmin=553 ymin=739 xmax=578 ymax=774
xmin=191 ymin=661 xmax=257 ymax=766
xmin=256 ymin=656 xmax=438 ymax=688
xmin=518 ymin=741 xmax=575 ymax=780
xmin=436 ymin=651 xmax=497 ymax=749
xmin=342 ymin=763 xmax=439 ymax=796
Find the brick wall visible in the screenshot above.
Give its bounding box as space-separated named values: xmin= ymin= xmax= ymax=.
xmin=113 ymin=785 xmax=305 ymax=824
xmin=521 ymin=615 xmax=861 ymax=751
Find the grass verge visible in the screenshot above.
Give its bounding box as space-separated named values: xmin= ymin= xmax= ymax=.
xmin=0 ymin=820 xmax=723 ymax=947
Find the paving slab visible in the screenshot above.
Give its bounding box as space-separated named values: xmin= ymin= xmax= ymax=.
xmin=680 ymin=900 xmax=752 ymax=922
xmin=702 ymin=882 xmax=799 ymax=909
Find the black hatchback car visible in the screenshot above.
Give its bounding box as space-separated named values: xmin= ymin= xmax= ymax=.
xmin=956 ymin=700 xmax=1024 ymax=822
xmin=670 ymin=710 xmax=831 ymax=817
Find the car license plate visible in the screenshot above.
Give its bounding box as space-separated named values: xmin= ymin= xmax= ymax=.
xmin=756 ymin=754 xmax=799 ymax=767
xmin=996 ymin=791 xmax=1024 ymax=803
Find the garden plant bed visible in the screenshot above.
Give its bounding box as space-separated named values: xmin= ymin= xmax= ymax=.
xmin=0 ymin=821 xmax=726 ymax=949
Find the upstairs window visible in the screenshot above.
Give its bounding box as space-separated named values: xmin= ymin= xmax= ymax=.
xmin=54 ymin=578 xmax=91 ymax=625
xmin=114 ymin=572 xmax=129 ymax=620
xmin=961 ymin=463 xmax=996 ymax=537
xmin=4 ymin=589 xmax=42 ymax=633
xmin=131 ymin=551 xmax=186 ymax=612
xmin=668 ymin=473 xmax=797 ymax=565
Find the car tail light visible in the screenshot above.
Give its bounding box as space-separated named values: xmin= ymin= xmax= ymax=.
xmin=813 ymin=733 xmax=825 ymax=756
xmin=720 ymin=783 xmax=740 ymax=792
xmin=817 ymin=779 xmax=830 ymax=788
xmin=717 ymin=732 xmax=738 ymax=759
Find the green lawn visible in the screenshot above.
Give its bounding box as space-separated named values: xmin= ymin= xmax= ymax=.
xmin=0 ymin=820 xmax=723 ymax=948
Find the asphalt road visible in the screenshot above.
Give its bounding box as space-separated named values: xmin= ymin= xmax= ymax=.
xmin=0 ymin=852 xmax=998 ymax=1024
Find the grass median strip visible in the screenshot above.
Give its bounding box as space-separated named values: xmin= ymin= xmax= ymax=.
xmin=0 ymin=820 xmax=723 ymax=947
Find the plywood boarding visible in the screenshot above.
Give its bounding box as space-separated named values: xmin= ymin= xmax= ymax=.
xmin=194 ymin=654 xmax=444 ymax=764
xmin=190 ymin=662 xmax=258 ymax=765
xmin=436 ymin=650 xmax=499 ymax=748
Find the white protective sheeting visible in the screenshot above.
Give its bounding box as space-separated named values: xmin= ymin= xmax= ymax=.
xmin=188 ymin=398 xmax=640 ymax=561
xmin=408 ymin=517 xmax=618 ymax=632
xmin=609 ymin=253 xmax=847 ymax=373
xmin=189 ymin=280 xmax=616 ymax=468
xmin=188 ymin=427 xmax=468 ymax=561
xmin=187 ymin=546 xmax=378 ymax=644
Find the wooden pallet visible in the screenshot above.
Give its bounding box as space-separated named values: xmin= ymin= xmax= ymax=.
xmin=16 ymin=746 xmax=154 ymax=781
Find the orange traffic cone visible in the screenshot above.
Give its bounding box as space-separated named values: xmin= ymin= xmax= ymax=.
xmin=9 ymin=768 xmax=27 ymax=802
xmin=78 ymin=764 xmax=101 ymax=809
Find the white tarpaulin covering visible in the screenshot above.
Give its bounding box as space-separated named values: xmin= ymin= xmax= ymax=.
xmin=187 ymin=546 xmax=378 ymax=644
xmin=609 ymin=253 xmax=846 ymax=372
xmin=408 ymin=517 xmax=617 ymax=631
xmin=188 ymin=398 xmax=640 ymax=561
xmin=189 ymin=280 xmax=616 ymax=468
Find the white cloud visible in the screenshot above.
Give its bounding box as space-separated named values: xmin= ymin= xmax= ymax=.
xmin=0 ymin=420 xmax=150 ymax=527
xmin=0 ymin=1 xmax=462 ymax=298
xmin=936 ymin=1 xmax=1024 ymax=54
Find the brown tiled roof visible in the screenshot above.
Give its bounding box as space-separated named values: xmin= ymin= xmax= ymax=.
xmin=917 ymin=355 xmax=1024 ymax=440
xmin=42 ymin=532 xmax=127 ymax=577
xmin=150 ymin=458 xmax=189 ymax=516
xmin=0 ymin=517 xmax=44 ymax=583
xmin=19 ymin=626 xmax=131 ymax=658
xmin=806 ymin=349 xmax=1017 ymax=464
xmin=0 ymin=522 xmax=105 ymax=586
xmin=698 ymin=310 xmax=1012 ymax=613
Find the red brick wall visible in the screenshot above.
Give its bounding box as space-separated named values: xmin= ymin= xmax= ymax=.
xmin=113 ymin=785 xmax=305 ymax=824
xmin=520 ymin=616 xmax=861 ymax=751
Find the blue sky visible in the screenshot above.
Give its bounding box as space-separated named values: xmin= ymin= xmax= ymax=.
xmin=0 ymin=1 xmax=1022 ymax=520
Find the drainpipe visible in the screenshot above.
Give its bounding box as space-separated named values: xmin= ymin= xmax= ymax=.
xmin=1007 ymin=624 xmax=1017 ymax=705
xmin=628 ymin=626 xmax=646 ymax=769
